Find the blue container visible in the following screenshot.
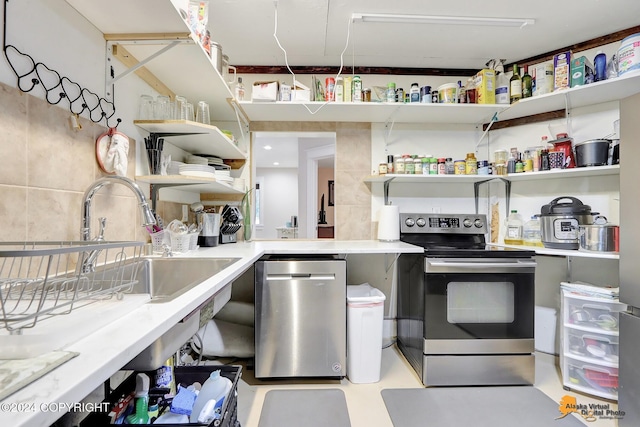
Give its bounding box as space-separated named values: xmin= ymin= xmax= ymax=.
xmin=594 ymin=51 xmax=607 ymax=82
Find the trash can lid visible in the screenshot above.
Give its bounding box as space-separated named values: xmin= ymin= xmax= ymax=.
xmin=347 ymin=283 xmax=386 ymax=303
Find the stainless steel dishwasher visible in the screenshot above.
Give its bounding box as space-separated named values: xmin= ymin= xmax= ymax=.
xmin=255 ymin=255 xmax=346 ymax=378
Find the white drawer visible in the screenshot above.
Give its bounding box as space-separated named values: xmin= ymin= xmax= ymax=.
xmin=563 ymin=354 xmax=619 ymax=400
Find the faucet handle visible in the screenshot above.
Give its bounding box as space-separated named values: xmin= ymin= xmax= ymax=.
xmin=96 ymin=217 xmax=107 ymax=241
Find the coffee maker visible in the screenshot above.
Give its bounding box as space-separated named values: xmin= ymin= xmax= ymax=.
xmin=191 ymin=203 xmax=221 ymax=247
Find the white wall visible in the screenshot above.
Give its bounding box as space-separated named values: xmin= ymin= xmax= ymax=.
xmin=254 ymin=167 xmax=298 ymax=239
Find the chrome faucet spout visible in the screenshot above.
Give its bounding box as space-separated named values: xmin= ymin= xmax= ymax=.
xmin=81 ymin=175 xmax=156 ymax=241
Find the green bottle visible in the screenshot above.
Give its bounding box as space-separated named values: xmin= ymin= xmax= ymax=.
xmin=522 ymin=65 xmax=533 ymax=98
xmin=510 ymin=64 xmax=522 ymax=104
xmin=125 ymin=374 xmax=150 ymax=424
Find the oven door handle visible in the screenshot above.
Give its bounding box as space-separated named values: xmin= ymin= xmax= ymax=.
xmin=425 ymin=258 xmax=537 ymax=272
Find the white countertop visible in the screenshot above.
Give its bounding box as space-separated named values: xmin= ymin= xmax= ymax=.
xmin=0 ymin=240 xmax=420 ymax=427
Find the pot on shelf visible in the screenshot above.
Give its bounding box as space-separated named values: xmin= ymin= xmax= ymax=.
xmin=579 ymin=216 xmax=619 ymax=252
xmin=574 ymin=139 xmax=611 ymax=167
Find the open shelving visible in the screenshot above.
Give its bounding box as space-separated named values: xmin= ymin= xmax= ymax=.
xmin=134 ymin=120 xmax=247 ymax=160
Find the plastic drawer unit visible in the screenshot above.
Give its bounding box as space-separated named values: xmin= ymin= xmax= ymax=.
xmin=560 ymin=286 xmax=626 ymax=400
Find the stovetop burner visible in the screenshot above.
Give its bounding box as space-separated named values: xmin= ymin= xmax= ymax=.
xmin=399 ymin=213 xmax=535 ymax=258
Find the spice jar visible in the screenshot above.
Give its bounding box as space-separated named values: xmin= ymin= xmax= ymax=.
xmin=405 ymin=156 xmax=415 ymax=174
xmin=394 ymin=155 xmax=405 ymax=174
xmin=363 ymin=88 xmax=371 ymax=102
xmin=465 ymin=152 xmax=477 ymax=175
xmin=378 ymin=163 xmax=388 ymax=175
xmin=413 ymin=157 xmax=422 ymax=174
xmin=445 ymin=158 xmax=455 ymax=174
xmin=421 ymin=157 xmax=430 ymax=175
xmin=437 ymin=158 xmax=446 ymax=174
xmin=429 ymin=157 xmax=438 ymax=174
xmin=387 ymin=155 xmax=394 ymax=174
xmin=454 ymin=160 xmax=466 ymax=175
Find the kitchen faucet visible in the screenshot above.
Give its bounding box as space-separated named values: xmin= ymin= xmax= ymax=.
xmin=80 ymin=176 xmax=156 ymax=271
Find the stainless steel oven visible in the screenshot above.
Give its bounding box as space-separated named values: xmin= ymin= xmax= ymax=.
xmin=397 ymin=213 xmax=537 ymax=386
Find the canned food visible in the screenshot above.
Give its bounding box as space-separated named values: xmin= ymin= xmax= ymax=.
xmin=454 ymin=160 xmax=466 ymax=175
xmin=325 ymin=77 xmax=335 ymax=101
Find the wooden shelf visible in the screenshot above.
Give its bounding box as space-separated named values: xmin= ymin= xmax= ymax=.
xmin=136 ymin=175 xmax=244 ymax=194
xmin=488 ymin=243 xmax=619 ymax=260
xmin=364 ymin=165 xmax=619 ymax=184
xmin=134 ymin=120 xmax=247 ymax=160
xmin=65 ymin=0 xmax=238 ymax=121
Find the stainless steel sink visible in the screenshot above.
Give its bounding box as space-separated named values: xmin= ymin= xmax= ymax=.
xmin=130 ymin=257 xmax=241 ymax=301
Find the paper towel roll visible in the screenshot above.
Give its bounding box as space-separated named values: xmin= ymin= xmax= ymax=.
xmin=377 ymin=205 xmax=400 ymax=241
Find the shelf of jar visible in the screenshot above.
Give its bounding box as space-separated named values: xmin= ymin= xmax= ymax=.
xmin=238 ymin=100 xmax=503 ymax=124
xmin=500 ymin=70 xmax=640 ymax=121
xmin=136 ymin=175 xmax=244 ymax=194
xmin=134 ymin=120 xmax=247 ymax=160
xmin=487 ymin=243 xmax=619 ymax=260
xmin=65 ymin=0 xmax=238 ymax=121
xmin=363 ymin=165 xmax=619 ymax=184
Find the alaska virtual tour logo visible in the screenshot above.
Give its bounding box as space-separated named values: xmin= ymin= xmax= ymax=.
xmin=557 ymin=395 xmax=625 ymax=422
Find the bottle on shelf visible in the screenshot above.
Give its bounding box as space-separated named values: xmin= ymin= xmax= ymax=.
xmin=505 ymin=210 xmax=524 ymax=245
xmin=523 ymin=215 xmax=543 ymax=247
xmin=510 ymin=64 xmax=522 ymax=104
xmin=522 ymin=65 xmax=533 ymax=98
xmin=335 ymin=77 xmax=344 ymax=102
xmin=458 ymin=80 xmax=466 ymax=104
xmin=495 ymin=71 xmax=510 ymax=104
xmin=234 ymin=77 xmax=245 ymax=101
xmin=594 ymin=50 xmax=607 ymax=82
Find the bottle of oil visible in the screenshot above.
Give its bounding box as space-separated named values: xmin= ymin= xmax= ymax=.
xmin=523 ymin=215 xmax=543 ymax=247
xmin=504 ymin=210 xmax=524 ymax=245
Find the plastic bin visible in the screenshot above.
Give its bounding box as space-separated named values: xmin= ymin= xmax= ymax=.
xmin=346 ymin=283 xmax=386 ymax=384
xmin=80 ymin=365 xmax=241 ymax=427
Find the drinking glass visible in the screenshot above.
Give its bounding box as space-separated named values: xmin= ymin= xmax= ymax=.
xmin=174 ymin=95 xmax=187 ymax=120
xmin=186 ymin=102 xmax=195 ymax=122
xmin=138 ymin=95 xmax=154 ymax=120
xmin=154 ymin=95 xmax=171 ymax=120
xmin=196 ymin=101 xmax=210 ymax=125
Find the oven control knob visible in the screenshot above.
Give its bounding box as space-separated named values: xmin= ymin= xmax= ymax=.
xmin=463 ymin=218 xmax=473 ymax=228
xmin=405 ymin=218 xmax=415 ymax=227
xmin=416 ymin=218 xmax=426 ymax=227
xmin=474 ymin=218 xmax=484 ymax=228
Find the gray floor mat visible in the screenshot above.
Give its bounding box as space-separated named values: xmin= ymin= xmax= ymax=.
xmin=382 ymin=387 xmax=587 ymax=426
xmin=258 ymin=389 xmax=351 ymax=427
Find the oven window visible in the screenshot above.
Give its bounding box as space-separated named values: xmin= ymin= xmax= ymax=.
xmin=447 ymin=282 xmax=514 ymax=323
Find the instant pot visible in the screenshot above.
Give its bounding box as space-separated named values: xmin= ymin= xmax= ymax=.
xmin=540 ymin=197 xmax=595 ymax=249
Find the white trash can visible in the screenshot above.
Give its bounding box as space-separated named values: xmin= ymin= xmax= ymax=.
xmin=346 ymin=283 xmax=386 ymax=383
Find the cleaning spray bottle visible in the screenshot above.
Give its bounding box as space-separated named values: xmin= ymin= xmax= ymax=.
xmin=125 ymin=373 xmax=150 ymax=424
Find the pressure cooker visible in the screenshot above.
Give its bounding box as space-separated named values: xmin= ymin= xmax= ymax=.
xmin=540 ymin=196 xmax=595 ymax=249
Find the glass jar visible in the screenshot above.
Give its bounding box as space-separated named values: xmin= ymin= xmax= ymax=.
xmin=386 ymin=83 xmax=396 ymax=103
xmin=413 ymin=157 xmax=422 ymax=174
xmin=494 ymin=149 xmax=509 ymax=165
xmin=405 ymin=156 xmax=415 ymax=174
xmin=363 ymin=88 xmax=371 ymax=102
xmin=429 ymin=157 xmax=438 ymax=175
xmin=454 ymin=160 xmax=466 ymax=175
xmin=445 ymin=158 xmax=455 ymax=174
xmin=421 ymin=157 xmax=430 ymax=175
xmin=437 ymin=158 xmax=446 ymax=174
xmin=394 ymin=155 xmax=405 ymax=174
xmin=465 ymin=152 xmax=477 ymax=175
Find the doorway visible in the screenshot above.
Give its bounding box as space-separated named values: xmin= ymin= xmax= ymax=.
xmin=252 ymin=132 xmax=336 ymax=239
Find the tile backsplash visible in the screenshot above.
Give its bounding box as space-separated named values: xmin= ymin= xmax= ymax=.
xmin=0 ymin=82 xmax=151 ymax=243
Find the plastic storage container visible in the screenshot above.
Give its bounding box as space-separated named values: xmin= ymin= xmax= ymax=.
xmin=190 ymin=370 xmax=233 ymax=423
xmin=504 ymin=210 xmax=523 ymax=245
xmin=523 ymin=215 xmax=542 ymax=247
xmin=560 ymin=284 xmax=626 ymax=400
xmin=80 ymin=365 xmax=241 ymax=427
xmin=346 ymin=283 xmax=386 ymax=384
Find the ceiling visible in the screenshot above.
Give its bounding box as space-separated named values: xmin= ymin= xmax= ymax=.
xmin=208 ymin=0 xmax=640 ymax=70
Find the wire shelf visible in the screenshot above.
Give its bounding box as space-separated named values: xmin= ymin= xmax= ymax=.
xmin=0 ymin=241 xmax=144 ymax=333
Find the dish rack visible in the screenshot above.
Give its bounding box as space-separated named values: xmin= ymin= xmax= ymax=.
xmin=0 ymin=241 xmax=144 ymax=334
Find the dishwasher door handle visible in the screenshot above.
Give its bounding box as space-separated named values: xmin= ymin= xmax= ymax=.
xmin=266 ymin=273 xmax=336 ymax=281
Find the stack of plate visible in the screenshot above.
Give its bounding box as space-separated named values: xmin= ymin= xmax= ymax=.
xmin=186 ymin=154 xmax=209 ymax=165
xmin=232 ymin=177 xmax=246 ymax=191
xmin=179 ymin=164 xmax=217 ymax=178
xmin=167 ymin=161 xmax=185 ymax=175
xmin=192 ymin=154 xmax=228 ymax=169
xmin=214 ymin=169 xmax=233 ymax=183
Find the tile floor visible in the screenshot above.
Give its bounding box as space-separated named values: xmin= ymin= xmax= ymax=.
xmin=235 ymin=347 xmax=618 ymax=427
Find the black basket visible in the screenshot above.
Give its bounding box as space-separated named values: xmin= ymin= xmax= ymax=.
xmin=81 ymin=365 xmax=241 ymax=427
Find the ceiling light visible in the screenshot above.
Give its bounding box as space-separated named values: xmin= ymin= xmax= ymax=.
xmin=264 ymin=145 xmax=272 ymax=150
xmin=351 ymin=13 xmax=535 ymax=28
xmin=273 ymin=162 xmax=279 ymax=166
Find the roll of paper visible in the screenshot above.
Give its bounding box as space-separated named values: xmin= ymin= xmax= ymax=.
xmin=377 ymin=205 xmax=400 ymax=241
